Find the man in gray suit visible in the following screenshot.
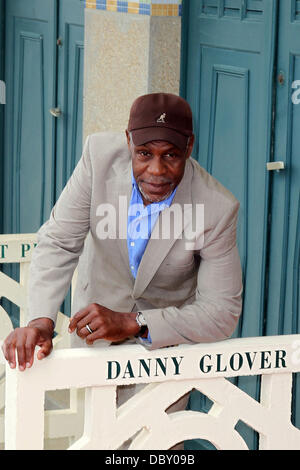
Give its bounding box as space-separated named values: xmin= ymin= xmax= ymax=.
xmin=2 ymin=93 xmax=243 ymax=372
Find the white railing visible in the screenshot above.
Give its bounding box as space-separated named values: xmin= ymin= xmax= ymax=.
xmin=2 ymin=336 xmax=300 ymax=450
xmin=1 ymin=235 xmax=300 ymax=450
xmin=0 ymin=234 xmax=84 ymax=448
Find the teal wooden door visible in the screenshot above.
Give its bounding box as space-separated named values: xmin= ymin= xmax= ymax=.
xmin=3 ymin=0 xmax=84 ymax=234
xmin=182 ymin=0 xmax=299 ymax=449
xmin=3 ymin=0 xmax=57 ymax=234
xmin=181 ymin=0 xmax=277 ymax=343
xmin=55 ymin=0 xmax=85 ymax=198
xmin=54 ymin=0 xmax=85 ymax=318
xmin=2 ymin=0 xmax=84 ymax=326
xmin=264 ymin=0 xmax=300 ymax=426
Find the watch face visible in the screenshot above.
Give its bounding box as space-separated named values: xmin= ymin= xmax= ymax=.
xmin=138 ymin=312 xmax=147 ymax=326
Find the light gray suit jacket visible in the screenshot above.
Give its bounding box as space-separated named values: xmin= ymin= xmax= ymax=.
xmin=27 ymin=132 xmax=243 ymax=350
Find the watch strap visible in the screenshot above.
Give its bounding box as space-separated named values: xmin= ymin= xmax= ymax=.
xmin=135 ymin=312 xmax=148 ymax=337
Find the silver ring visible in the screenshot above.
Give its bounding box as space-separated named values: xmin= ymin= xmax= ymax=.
xmin=85 ymin=324 xmax=93 ymax=334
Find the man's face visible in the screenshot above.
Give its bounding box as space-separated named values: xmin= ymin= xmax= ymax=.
xmin=126 ymin=130 xmax=194 ymax=206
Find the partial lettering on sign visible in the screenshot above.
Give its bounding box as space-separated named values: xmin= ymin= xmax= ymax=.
xmin=198 ymin=349 xmax=287 ymax=374
xmin=0 ymin=239 xmax=37 ymax=262
xmin=107 ymin=356 xmax=184 ymax=380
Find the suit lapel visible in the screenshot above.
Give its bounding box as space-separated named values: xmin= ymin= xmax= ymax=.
xmin=132 ymin=160 xmax=193 ymax=299
xmin=105 ymin=156 xmax=133 ymax=278
xmin=106 ymin=157 xmax=193 ymax=296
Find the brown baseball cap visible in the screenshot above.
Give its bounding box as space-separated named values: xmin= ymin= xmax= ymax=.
xmin=127 ymin=93 xmax=193 ymax=151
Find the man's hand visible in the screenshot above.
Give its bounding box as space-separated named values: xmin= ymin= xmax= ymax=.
xmin=1 ymin=318 xmax=54 ymax=371
xmin=68 ymin=303 xmax=140 ymax=344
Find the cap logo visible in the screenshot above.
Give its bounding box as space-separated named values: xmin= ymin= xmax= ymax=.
xmin=157 ymin=113 xmax=166 ymax=123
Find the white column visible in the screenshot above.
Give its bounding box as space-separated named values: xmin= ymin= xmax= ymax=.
xmin=83 ymin=9 xmax=181 ymax=139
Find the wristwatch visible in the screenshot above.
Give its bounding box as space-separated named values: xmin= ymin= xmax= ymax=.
xmin=135 ymin=311 xmax=148 ymax=337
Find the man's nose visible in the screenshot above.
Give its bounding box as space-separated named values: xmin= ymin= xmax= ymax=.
xmin=147 ymin=156 xmax=167 ymax=176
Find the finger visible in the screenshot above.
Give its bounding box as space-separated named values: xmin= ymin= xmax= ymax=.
xmin=76 ymin=312 xmax=97 ymax=334
xmin=78 ymin=326 xmax=91 ymax=339
xmin=24 ymin=335 xmax=37 ymax=368
xmin=78 ymin=318 xmax=99 ymax=339
xmin=5 ymin=337 xmax=17 ymax=369
xmin=37 ymin=339 xmax=53 ymax=360
xmin=16 ymin=340 xmax=26 ymax=371
xmin=1 ymin=342 xmax=7 ymax=361
xmin=2 ymin=334 xmax=12 ymax=362
xmin=85 ymin=327 xmax=107 ymax=345
xmin=69 ymin=306 xmax=92 ymax=332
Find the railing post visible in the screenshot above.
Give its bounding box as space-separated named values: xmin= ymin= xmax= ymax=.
xmin=5 ymin=364 xmax=44 ymax=450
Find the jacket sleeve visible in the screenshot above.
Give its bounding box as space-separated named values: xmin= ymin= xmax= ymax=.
xmin=26 ymin=136 xmax=92 ymax=325
xmin=137 ymin=201 xmax=243 ymax=350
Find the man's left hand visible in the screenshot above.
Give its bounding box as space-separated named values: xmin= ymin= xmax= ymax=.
xmin=68 ymin=303 xmax=140 ymax=344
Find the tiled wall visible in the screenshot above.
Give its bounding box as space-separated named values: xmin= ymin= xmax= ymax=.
xmin=84 ymin=0 xmax=182 ymax=16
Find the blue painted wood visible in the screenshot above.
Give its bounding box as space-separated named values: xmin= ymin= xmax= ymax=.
xmin=54 ymin=0 xmax=85 ymax=318
xmin=55 ymin=0 xmax=85 ymax=199
xmin=3 ymin=0 xmax=57 ymax=234
xmin=181 ymin=0 xmax=278 ymax=450
xmin=2 ymin=0 xmax=84 ymax=326
xmin=0 ymin=0 xmax=6 ymax=322
xmin=3 ymin=0 xmax=84 ymax=233
xmin=0 ymin=0 xmax=5 ymax=234
xmin=264 ymin=0 xmax=300 ymax=429
xmin=2 ymin=0 xmax=57 ymax=328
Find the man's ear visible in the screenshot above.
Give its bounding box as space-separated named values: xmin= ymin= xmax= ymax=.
xmin=186 ymin=134 xmax=195 ymax=160
xmin=125 ymin=129 xmax=131 ymax=147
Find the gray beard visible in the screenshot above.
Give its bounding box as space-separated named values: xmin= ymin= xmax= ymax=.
xmin=138 ymin=183 xmax=174 ymax=204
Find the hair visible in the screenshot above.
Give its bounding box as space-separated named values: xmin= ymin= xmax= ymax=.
xmin=128 ymin=131 xmax=134 ymax=147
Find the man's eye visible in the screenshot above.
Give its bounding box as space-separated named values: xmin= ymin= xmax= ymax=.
xmin=165 ymin=153 xmax=177 ymax=158
xmin=138 ymin=151 xmax=151 ymax=157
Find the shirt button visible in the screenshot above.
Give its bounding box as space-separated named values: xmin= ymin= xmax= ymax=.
xmin=131 ymin=266 xmax=135 ymax=270
xmin=130 ymin=242 xmax=135 ymax=247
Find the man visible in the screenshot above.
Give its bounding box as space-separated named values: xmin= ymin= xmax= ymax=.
xmin=2 ymin=92 xmax=243 ymax=372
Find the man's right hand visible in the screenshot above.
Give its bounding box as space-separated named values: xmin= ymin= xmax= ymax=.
xmin=1 ymin=318 xmax=54 ymax=371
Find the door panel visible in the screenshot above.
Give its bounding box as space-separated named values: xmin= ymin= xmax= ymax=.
xmin=266 ymin=0 xmax=300 ymax=336
xmin=265 ymin=0 xmax=300 ymax=427
xmin=55 ymin=0 xmax=85 ymax=199
xmin=1 ymin=0 xmax=84 ymax=327
xmin=181 ymin=0 xmax=278 ymax=449
xmin=2 ymin=0 xmax=57 ymax=328
xmin=55 ymin=0 xmax=85 ymax=317
xmin=4 ymin=0 xmax=57 ymax=233
xmin=182 ymin=0 xmax=278 ymax=341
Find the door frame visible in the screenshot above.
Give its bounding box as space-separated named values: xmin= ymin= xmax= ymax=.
xmin=179 ymin=0 xmax=279 ymax=339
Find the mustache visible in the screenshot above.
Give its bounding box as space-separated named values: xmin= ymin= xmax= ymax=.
xmin=140 ymin=179 xmax=173 ymax=185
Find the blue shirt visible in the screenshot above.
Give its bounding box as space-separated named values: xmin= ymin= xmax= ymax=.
xmin=127 ymin=172 xmax=177 ymax=343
